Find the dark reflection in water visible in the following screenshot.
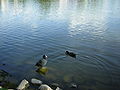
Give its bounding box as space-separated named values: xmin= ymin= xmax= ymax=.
xmin=0 ymin=0 xmax=120 ymax=90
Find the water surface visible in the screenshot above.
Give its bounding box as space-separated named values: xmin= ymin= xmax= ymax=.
xmin=0 ymin=0 xmax=120 ymax=90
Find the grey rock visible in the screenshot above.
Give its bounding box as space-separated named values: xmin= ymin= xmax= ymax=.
xmin=31 ymin=78 xmax=42 ymax=85
xmin=39 ymin=84 xmax=53 ymax=90
xmin=51 ymin=83 xmax=59 ymax=87
xmin=17 ymin=79 xmax=29 ymax=90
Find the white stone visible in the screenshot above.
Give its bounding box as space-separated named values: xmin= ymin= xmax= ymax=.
xmin=56 ymin=87 xmax=62 ymax=90
xmin=31 ymin=78 xmax=42 ymax=85
xmin=39 ymin=84 xmax=53 ymax=90
xmin=70 ymin=83 xmax=77 ymax=88
xmin=17 ymin=79 xmax=29 ymax=90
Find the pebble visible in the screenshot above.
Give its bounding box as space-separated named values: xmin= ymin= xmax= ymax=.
xmin=17 ymin=79 xmax=29 ymax=90
xmin=51 ymin=83 xmax=60 ymax=87
xmin=70 ymin=83 xmax=77 ymax=88
xmin=31 ymin=78 xmax=42 ymax=85
xmin=56 ymin=87 xmax=62 ymax=90
xmin=39 ymin=84 xmax=53 ymax=90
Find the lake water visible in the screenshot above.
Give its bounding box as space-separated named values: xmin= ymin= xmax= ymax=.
xmin=0 ymin=0 xmax=120 ymax=90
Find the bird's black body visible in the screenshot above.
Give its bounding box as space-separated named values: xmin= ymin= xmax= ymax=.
xmin=35 ymin=60 xmax=42 ymax=67
xmin=35 ymin=55 xmax=48 ymax=67
xmin=65 ymin=51 xmax=76 ymax=58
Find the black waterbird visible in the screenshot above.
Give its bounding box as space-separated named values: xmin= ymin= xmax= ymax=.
xmin=35 ymin=55 xmax=48 ymax=67
xmin=65 ymin=51 xmax=76 ymax=58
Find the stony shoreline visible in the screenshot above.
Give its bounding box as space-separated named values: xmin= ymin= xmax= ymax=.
xmin=0 ymin=69 xmax=78 ymax=90
xmin=0 ymin=78 xmax=78 ymax=90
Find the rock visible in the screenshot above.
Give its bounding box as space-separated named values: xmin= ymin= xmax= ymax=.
xmin=0 ymin=88 xmax=7 ymax=90
xmin=51 ymin=83 xmax=60 ymax=87
xmin=0 ymin=69 xmax=9 ymax=81
xmin=39 ymin=84 xmax=53 ymax=90
xmin=36 ymin=67 xmax=48 ymax=75
xmin=63 ymin=75 xmax=72 ymax=82
xmin=31 ymin=78 xmax=42 ymax=85
xmin=0 ymin=85 xmax=15 ymax=90
xmin=70 ymin=83 xmax=77 ymax=88
xmin=56 ymin=87 xmax=62 ymax=90
xmin=51 ymin=83 xmax=60 ymax=90
xmin=17 ymin=79 xmax=29 ymax=90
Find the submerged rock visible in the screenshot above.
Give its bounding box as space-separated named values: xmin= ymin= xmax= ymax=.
xmin=0 ymin=88 xmax=8 ymax=90
xmin=17 ymin=79 xmax=29 ymax=90
xmin=51 ymin=83 xmax=60 ymax=90
xmin=0 ymin=70 xmax=9 ymax=81
xmin=0 ymin=81 xmax=17 ymax=89
xmin=36 ymin=67 xmax=48 ymax=75
xmin=39 ymin=84 xmax=53 ymax=90
xmin=31 ymin=78 xmax=42 ymax=85
xmin=63 ymin=75 xmax=73 ymax=82
xmin=51 ymin=83 xmax=60 ymax=88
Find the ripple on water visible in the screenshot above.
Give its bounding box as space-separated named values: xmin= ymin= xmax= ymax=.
xmin=0 ymin=0 xmax=120 ymax=90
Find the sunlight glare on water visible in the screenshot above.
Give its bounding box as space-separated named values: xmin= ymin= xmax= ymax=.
xmin=0 ymin=0 xmax=120 ymax=90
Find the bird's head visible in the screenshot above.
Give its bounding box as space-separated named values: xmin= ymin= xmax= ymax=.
xmin=65 ymin=51 xmax=69 ymax=54
xmin=43 ymin=55 xmax=48 ymax=59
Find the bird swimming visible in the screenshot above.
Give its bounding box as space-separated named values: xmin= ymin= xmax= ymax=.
xmin=35 ymin=55 xmax=48 ymax=67
xmin=65 ymin=51 xmax=76 ymax=58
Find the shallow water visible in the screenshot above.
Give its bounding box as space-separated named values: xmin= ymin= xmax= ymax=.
xmin=0 ymin=0 xmax=120 ymax=90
